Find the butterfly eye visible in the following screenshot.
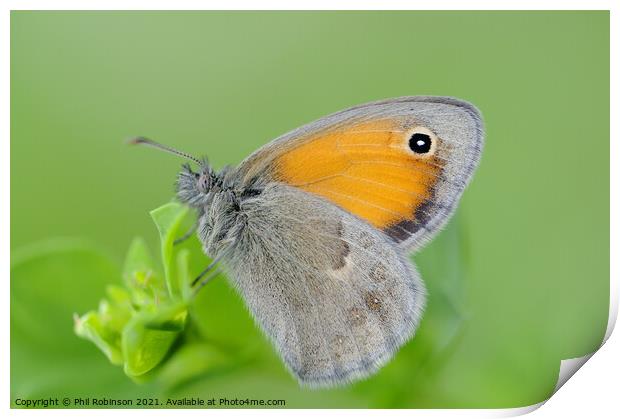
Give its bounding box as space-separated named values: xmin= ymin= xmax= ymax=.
xmin=197 ymin=175 xmax=210 ymax=193
xmin=408 ymin=129 xmax=436 ymax=155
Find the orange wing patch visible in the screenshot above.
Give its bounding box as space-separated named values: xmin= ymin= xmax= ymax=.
xmin=274 ymin=119 xmax=445 ymax=233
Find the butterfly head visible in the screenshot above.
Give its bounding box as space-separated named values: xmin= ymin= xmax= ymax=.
xmin=176 ymin=161 xmax=221 ymax=207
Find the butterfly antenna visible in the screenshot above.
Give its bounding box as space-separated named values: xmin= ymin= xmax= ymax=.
xmin=128 ymin=136 xmax=202 ymax=166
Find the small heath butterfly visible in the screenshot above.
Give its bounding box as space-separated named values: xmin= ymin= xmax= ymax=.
xmin=131 ymin=96 xmax=484 ymax=388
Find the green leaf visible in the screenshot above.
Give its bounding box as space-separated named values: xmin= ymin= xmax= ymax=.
xmin=176 ymin=248 xmax=193 ymax=302
xmin=122 ymin=237 xmax=157 ymax=284
xmin=74 ymin=311 xmax=124 ymax=365
xmin=142 ymin=301 xmax=188 ymax=331
xmin=73 ymin=284 xmax=136 ymax=366
xmin=156 ymin=343 xmax=232 ymax=390
xmin=122 ymin=237 xmax=168 ymax=308
xmin=150 ymin=202 xmax=190 ymax=300
xmin=122 ymin=313 xmax=181 ymax=377
xmin=101 ymin=285 xmax=134 ymax=331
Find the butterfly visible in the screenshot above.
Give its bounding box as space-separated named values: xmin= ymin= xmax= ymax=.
xmin=131 ymin=96 xmax=484 ymax=388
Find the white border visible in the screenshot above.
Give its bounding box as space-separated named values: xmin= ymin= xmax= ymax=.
xmin=3 ymin=2 xmax=616 ymax=419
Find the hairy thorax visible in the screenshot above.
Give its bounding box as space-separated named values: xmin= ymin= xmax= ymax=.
xmin=198 ymin=189 xmax=247 ymax=258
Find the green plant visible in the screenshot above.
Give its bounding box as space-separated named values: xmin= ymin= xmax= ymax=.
xmin=74 ymin=203 xmax=196 ymax=380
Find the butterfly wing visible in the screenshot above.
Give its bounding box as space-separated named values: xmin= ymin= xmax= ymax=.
xmin=236 ymin=96 xmax=483 ymax=251
xmin=227 ymin=184 xmax=425 ymax=387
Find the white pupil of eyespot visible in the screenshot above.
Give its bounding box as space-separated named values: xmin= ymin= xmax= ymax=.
xmin=417 ymin=140 xmax=425 ymax=146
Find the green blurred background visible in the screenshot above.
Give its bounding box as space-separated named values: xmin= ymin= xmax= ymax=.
xmin=10 ymin=11 xmax=609 ymax=408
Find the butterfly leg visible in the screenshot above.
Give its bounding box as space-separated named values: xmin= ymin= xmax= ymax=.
xmin=192 ymin=268 xmax=222 ymax=296
xmin=173 ymin=222 xmax=198 ymax=246
xmin=191 ymin=258 xmax=218 ymax=286
xmin=190 ymin=250 xmax=227 ymax=292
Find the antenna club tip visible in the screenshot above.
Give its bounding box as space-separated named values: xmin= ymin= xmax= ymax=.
xmin=127 ymin=136 xmax=149 ymax=145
